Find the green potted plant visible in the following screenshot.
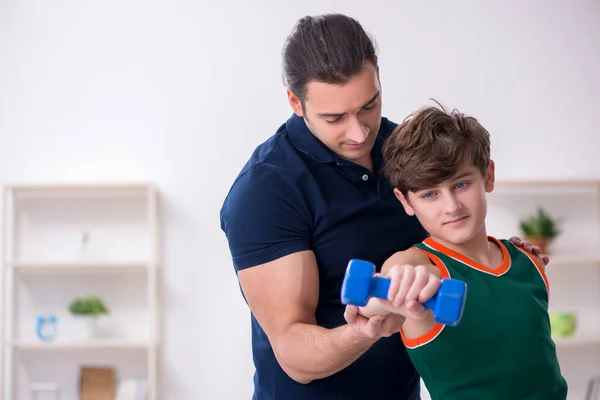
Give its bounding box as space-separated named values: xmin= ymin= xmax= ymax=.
xmin=68 ymin=296 xmax=110 ymax=340
xmin=519 ymin=207 xmax=561 ymax=254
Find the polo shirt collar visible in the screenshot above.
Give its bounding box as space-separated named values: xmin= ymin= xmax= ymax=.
xmin=286 ymin=113 xmax=389 ymax=166
xmin=286 ymin=114 xmax=394 ymax=194
xmin=286 ymin=114 xmax=337 ymax=163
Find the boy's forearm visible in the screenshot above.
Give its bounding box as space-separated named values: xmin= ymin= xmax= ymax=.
xmin=276 ymin=322 xmax=377 ymax=384
xmin=401 ymin=314 xmax=436 ymax=339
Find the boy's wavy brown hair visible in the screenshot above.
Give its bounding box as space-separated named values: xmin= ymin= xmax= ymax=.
xmin=382 ymin=101 xmax=491 ymax=196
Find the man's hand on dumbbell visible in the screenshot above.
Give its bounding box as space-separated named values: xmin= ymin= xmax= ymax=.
xmin=347 ymin=264 xmax=440 ymax=339
xmin=368 ymin=264 xmax=441 ymax=321
xmin=344 ymin=304 xmax=407 ymax=340
xmin=358 ymin=290 xmax=393 ymax=318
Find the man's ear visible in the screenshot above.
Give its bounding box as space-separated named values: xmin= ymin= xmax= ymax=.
xmin=394 ymin=188 xmax=415 ymax=216
xmin=484 ymin=160 xmax=496 ymax=193
xmin=287 ymin=89 xmax=304 ymax=117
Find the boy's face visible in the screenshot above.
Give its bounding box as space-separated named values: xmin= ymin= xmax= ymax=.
xmin=395 ymin=161 xmax=495 ymax=245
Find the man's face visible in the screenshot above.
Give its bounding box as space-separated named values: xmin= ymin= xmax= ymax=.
xmin=287 ymin=63 xmax=382 ymax=166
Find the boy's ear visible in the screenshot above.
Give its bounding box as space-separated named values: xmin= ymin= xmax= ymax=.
xmin=485 ymin=160 xmax=496 ymax=193
xmin=394 ymin=188 xmax=415 ymax=216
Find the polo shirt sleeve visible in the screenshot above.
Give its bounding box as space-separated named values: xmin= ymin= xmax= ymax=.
xmin=220 ymin=164 xmax=312 ymax=272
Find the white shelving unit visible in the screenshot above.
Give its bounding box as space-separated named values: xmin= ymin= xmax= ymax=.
xmin=489 ymin=179 xmax=600 ymax=399
xmin=1 ymin=184 xmax=161 ymax=400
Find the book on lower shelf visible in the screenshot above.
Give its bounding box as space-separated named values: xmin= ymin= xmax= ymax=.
xmin=80 ymin=367 xmax=116 ymax=400
xmin=77 ymin=366 xmax=148 ymax=400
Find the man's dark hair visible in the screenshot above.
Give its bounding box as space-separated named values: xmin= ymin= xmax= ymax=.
xmin=282 ymin=13 xmax=378 ymax=103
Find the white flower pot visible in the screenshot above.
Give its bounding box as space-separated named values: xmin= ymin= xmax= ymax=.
xmin=72 ymin=316 xmax=97 ymax=341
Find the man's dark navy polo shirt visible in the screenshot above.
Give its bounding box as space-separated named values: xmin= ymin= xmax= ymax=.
xmin=220 ymin=114 xmax=428 ymax=400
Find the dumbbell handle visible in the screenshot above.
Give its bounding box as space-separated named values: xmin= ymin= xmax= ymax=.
xmin=369 ymin=276 xmax=437 ymax=310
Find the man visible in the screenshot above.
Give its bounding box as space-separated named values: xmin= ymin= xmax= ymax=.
xmin=220 ymin=13 xmax=547 ymax=400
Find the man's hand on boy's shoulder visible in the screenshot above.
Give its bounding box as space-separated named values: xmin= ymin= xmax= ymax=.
xmin=508 ymin=236 xmax=550 ymax=268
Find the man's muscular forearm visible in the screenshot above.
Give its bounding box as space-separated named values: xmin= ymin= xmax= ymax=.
xmin=275 ymin=322 xmax=376 ymax=384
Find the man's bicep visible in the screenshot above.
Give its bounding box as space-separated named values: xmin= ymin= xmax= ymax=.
xmin=237 ymin=251 xmax=319 ymax=342
xmin=220 ymin=166 xmax=312 ymax=270
xmin=221 ymin=166 xmax=317 ymax=342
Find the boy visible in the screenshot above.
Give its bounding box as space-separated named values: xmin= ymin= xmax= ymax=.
xmin=359 ymin=102 xmax=568 ymax=399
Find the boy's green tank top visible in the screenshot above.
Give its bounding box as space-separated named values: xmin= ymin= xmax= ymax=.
xmin=403 ymin=236 xmax=568 ymax=400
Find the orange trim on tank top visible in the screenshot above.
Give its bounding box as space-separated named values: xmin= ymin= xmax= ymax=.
xmin=514 ymin=246 xmax=550 ymax=293
xmin=422 ymin=236 xmax=511 ymax=276
xmin=399 ymin=249 xmax=450 ymax=349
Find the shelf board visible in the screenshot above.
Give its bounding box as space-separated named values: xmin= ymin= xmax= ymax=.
xmin=6 ymin=183 xmax=156 ymax=200
xmin=8 ymin=260 xmax=150 ymax=274
xmin=549 ymin=253 xmax=600 ymax=267
xmin=9 ymin=339 xmax=152 ymax=350
xmin=495 ymin=179 xmax=600 ymax=188
xmin=491 ymin=179 xmax=600 ymax=196
xmin=6 ymin=183 xmax=155 ymax=191
xmin=553 ymin=334 xmax=600 ymax=347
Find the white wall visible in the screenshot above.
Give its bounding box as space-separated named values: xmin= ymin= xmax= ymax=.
xmin=1 ymin=0 xmax=599 ymax=399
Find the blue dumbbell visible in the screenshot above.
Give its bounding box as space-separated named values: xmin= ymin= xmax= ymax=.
xmin=340 ymin=259 xmax=467 ymax=327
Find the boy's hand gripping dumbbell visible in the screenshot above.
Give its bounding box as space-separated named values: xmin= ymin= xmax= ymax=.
xmin=341 ymin=259 xmax=467 ymax=327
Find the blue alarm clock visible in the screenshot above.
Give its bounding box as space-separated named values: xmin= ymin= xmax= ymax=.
xmin=36 ymin=315 xmax=58 ymax=342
